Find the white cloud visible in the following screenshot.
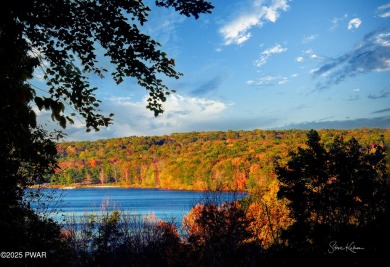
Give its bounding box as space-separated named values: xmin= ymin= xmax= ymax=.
xmin=254 ymin=43 xmax=287 ymax=67
xmin=44 ymin=94 xmax=228 ymax=141
xmin=310 ymin=54 xmax=324 ymax=60
xmin=375 ymin=32 xmax=390 ymax=47
xmin=220 ymin=0 xmax=289 ymax=45
xmin=302 ymin=34 xmax=318 ymax=44
xmin=262 ymin=43 xmax=287 ymax=55
xmin=347 ymin=18 xmax=362 ymax=30
xmin=297 ymin=49 xmax=323 ymax=62
xmin=378 ymin=3 xmax=390 ymax=9
xmin=104 ymin=96 xmax=133 ymax=102
xmin=236 ymin=32 xmax=253 ymax=45
xmin=247 ymin=75 xmax=289 ymax=87
xmin=379 ymin=11 xmax=390 ymax=18
xmin=377 ymin=3 xmax=390 ymax=18
xmin=261 ymin=76 xmax=280 ymax=81
xmin=262 ymin=0 xmax=289 ymax=22
xmin=254 ymin=57 xmax=268 ymax=67
xmin=220 ymin=13 xmax=262 ymax=46
xmin=278 ymin=78 xmax=288 ymax=85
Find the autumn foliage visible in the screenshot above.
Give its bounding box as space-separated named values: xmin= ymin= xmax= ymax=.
xmin=183 ymin=201 xmax=257 ymax=266
xmin=246 ymin=178 xmax=294 ymax=248
xmin=52 ymin=129 xmax=387 ymax=193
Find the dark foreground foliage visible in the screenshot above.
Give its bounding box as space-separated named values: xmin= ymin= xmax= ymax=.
xmin=274 ymin=130 xmax=389 ymax=267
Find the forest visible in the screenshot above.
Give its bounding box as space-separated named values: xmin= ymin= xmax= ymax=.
xmin=42 ymin=128 xmax=389 ymax=266
xmin=52 ymin=128 xmax=388 ymax=192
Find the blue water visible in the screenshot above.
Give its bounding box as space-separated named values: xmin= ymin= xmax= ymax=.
xmin=30 ymin=188 xmax=245 ymax=224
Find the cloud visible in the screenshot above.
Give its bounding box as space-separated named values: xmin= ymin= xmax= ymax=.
xmin=313 ymin=29 xmax=390 ymax=90
xmin=247 ymin=75 xmax=288 ymax=87
xmin=377 ymin=3 xmax=390 ymax=18
xmin=310 ymin=54 xmax=324 ymax=60
xmin=254 ymin=43 xmax=287 ymax=67
xmin=262 ymin=43 xmax=287 ymax=55
xmin=347 ymin=18 xmax=362 ymax=30
xmin=302 ymin=34 xmax=318 ymax=44
xmin=367 ymin=89 xmax=390 ymax=99
xmin=375 ymin=32 xmax=390 ymax=46
xmin=278 ymin=78 xmax=288 ymax=85
xmin=190 ymin=74 xmax=225 ymax=96
xmin=277 ymin=116 xmax=390 ymax=130
xmin=38 ymin=94 xmax=228 ymax=141
xmin=330 ymin=14 xmax=348 ymax=30
xmin=220 ymin=0 xmax=289 ymax=45
xmin=372 ymin=107 xmax=390 ymax=114
xmin=298 ymin=49 xmax=324 ymax=62
xmin=379 ymin=11 xmax=390 ymax=18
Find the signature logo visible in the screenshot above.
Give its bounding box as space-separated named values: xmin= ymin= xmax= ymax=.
xmin=328 ymin=241 xmax=364 ymax=254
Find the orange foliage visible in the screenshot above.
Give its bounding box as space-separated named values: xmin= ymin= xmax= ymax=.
xmin=234 ymin=173 xmax=247 ymax=191
xmin=246 ymin=179 xmax=294 ymax=248
xmin=155 ymin=221 xmax=180 ymax=241
xmin=89 ymin=159 xmax=99 ymax=167
xmin=183 ymin=201 xmax=252 ymax=246
xmin=66 ymin=146 xmax=77 ymax=154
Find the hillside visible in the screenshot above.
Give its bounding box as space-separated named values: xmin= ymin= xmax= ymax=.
xmin=52 ymin=128 xmax=388 ymax=191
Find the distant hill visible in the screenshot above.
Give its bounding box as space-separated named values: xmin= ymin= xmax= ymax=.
xmin=51 ymin=128 xmax=388 ymax=191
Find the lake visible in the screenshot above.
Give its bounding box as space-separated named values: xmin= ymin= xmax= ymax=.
xmin=30 ymin=188 xmax=246 ymax=225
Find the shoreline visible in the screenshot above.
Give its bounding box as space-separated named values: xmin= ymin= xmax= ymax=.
xmin=29 ymin=183 xmax=247 ymax=193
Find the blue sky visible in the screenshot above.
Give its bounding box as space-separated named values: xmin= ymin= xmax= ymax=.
xmin=36 ymin=0 xmax=390 ymax=141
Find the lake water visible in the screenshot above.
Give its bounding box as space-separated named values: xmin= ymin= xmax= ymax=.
xmin=30 ymin=188 xmax=245 ymax=225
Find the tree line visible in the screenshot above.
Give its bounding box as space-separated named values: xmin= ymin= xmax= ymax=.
xmin=52 ymin=128 xmax=387 ymax=193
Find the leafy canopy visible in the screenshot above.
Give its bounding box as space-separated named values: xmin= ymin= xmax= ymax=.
xmin=7 ymin=0 xmax=213 ymax=132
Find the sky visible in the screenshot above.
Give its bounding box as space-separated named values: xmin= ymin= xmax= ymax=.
xmin=35 ymin=0 xmax=390 ymax=141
